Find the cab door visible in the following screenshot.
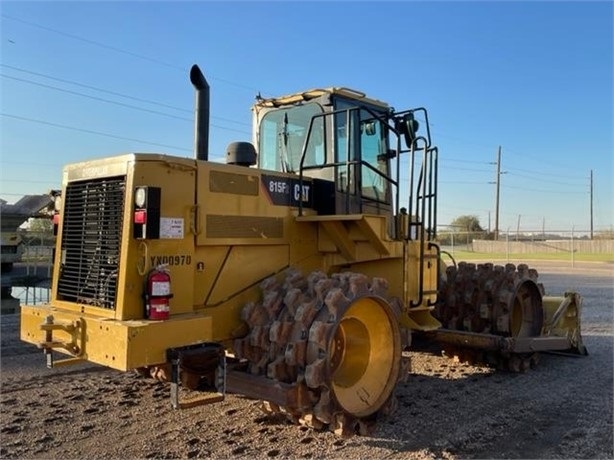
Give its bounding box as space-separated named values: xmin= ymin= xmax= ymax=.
xmin=333 ymin=101 xmax=393 ymax=216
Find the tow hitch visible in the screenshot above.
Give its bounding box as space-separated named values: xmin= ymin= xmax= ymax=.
xmin=38 ymin=315 xmax=85 ymax=368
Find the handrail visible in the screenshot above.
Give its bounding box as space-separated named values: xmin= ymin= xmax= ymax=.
xmin=426 ymin=241 xmax=441 ymax=306
xmin=408 ymin=137 xmax=438 ymax=308
xmin=297 ymin=106 xmax=401 ymax=217
xmin=430 ymin=147 xmax=439 ymax=240
xmin=407 ymin=135 xmax=429 ymax=229
xmin=409 ymin=136 xmax=428 ymax=307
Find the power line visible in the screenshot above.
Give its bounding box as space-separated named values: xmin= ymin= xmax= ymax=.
xmin=1 ymin=115 xmax=234 ymax=164
xmin=1 ymin=63 xmax=190 ymax=113
xmin=502 ymin=184 xmax=587 ymax=195
xmin=443 ymin=157 xmax=589 ymax=182
xmin=440 ymin=180 xmax=489 ymax=185
xmin=503 ymin=146 xmax=587 ymax=172
xmin=442 ymin=158 xmax=491 ymax=165
xmin=0 ymin=64 xmax=252 ymax=126
xmin=430 ymin=129 xmax=498 ymax=151
xmin=1 ymin=73 xmax=251 ymax=134
xmin=1 ymin=14 xmax=268 ymax=94
xmin=0 ymin=161 xmax=62 ymax=167
xmin=432 ymin=131 xmax=596 ymax=182
xmin=441 ymin=165 xmax=492 ymax=173
xmin=1 ymin=113 xmax=192 ymax=152
xmin=2 ymin=179 xmax=59 ymax=184
xmin=505 ymin=166 xmax=587 ymax=182
xmin=2 ymin=73 xmax=193 ymax=122
xmin=2 ymin=14 xmax=186 ymax=72
xmin=506 ymin=171 xmax=587 ymax=187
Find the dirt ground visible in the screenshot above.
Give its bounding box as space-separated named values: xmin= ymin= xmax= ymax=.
xmin=1 ymin=261 xmax=612 ymax=459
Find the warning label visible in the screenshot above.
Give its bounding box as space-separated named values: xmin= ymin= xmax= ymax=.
xmin=159 ymin=218 xmax=184 ymax=239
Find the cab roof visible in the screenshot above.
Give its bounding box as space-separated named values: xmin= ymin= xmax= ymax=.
xmin=253 ymin=87 xmax=390 ymax=110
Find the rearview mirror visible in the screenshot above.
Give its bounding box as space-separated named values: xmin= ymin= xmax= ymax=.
xmin=361 ymin=120 xmax=377 ymax=136
xmin=398 ymin=113 xmax=419 ymax=148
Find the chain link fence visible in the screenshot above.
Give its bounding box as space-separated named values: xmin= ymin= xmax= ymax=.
xmin=436 ymin=227 xmax=614 ymax=264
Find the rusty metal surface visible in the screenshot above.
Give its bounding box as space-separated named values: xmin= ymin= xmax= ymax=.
xmin=436 ymin=261 xmax=544 ymax=336
xmin=432 ymin=329 xmax=574 ymax=353
xmin=233 ymin=269 xmax=407 ymax=437
xmin=226 ymin=370 xmax=310 ymax=410
xmin=432 ymin=261 xmax=583 ymax=371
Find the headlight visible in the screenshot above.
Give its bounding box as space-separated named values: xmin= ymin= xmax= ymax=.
xmin=135 ymin=187 xmax=147 ymax=208
xmin=54 ymin=195 xmax=62 ymax=212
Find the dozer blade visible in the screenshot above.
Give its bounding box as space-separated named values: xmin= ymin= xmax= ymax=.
xmin=542 ymin=291 xmax=587 ymax=356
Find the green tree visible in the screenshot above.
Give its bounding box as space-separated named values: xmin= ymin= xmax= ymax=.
xmin=28 ymin=217 xmax=53 ymax=234
xmin=437 ymin=215 xmax=489 ymax=245
xmin=450 ymin=215 xmax=484 ymax=232
xmin=25 ymin=217 xmax=55 ymax=246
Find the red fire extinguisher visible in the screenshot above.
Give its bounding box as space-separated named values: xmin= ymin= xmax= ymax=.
xmin=145 ymin=265 xmax=173 ymax=320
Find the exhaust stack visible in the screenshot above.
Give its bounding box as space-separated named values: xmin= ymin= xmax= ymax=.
xmin=190 ymin=64 xmax=210 ymax=161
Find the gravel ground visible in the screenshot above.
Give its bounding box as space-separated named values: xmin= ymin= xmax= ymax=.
xmin=1 ymin=261 xmax=612 ymax=459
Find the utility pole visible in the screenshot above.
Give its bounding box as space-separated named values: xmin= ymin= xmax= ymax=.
xmin=494 ymin=146 xmax=502 ymax=241
xmin=516 ymin=214 xmax=521 ymax=241
xmin=590 ymin=169 xmax=594 ymax=240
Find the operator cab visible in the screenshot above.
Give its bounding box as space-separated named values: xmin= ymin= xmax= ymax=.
xmin=253 ymin=88 xmax=397 ymax=216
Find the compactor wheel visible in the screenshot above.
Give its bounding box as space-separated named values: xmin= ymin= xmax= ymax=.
xmin=234 ymin=269 xmax=407 ymax=436
xmin=436 ymin=262 xmax=545 ymax=372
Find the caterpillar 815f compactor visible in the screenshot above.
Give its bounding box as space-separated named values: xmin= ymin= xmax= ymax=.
xmin=20 ymin=65 xmax=586 ymax=436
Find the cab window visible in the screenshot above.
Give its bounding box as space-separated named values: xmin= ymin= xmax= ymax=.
xmin=334 ymin=100 xmax=389 ymax=202
xmin=259 ymin=103 xmax=324 ymax=173
xmin=360 ymin=111 xmax=388 ymax=201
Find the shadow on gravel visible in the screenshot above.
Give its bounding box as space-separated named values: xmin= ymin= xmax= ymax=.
xmin=363 ymin=335 xmax=612 ymax=459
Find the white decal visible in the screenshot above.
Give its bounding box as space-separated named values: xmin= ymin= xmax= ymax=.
xmin=294 ymin=184 xmax=310 ymax=202
xmin=151 ymin=281 xmax=170 ymax=296
xmin=160 ymin=218 xmax=184 ymax=239
xmin=269 ymin=181 xmax=289 ymax=194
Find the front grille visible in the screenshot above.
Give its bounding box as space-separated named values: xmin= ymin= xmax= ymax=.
xmin=57 ymin=176 xmax=126 ymax=309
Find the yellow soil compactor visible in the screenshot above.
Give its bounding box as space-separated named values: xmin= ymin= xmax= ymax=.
xmin=20 ymin=65 xmax=586 ymax=437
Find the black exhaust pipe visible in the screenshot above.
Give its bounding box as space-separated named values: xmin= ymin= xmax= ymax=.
xmin=190 ymin=64 xmax=209 ymax=161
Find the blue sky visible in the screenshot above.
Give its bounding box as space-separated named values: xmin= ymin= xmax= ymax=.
xmin=1 ymin=1 xmax=612 ymax=234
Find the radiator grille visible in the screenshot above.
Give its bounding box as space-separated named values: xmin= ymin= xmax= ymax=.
xmin=57 ymin=176 xmax=126 ymax=309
